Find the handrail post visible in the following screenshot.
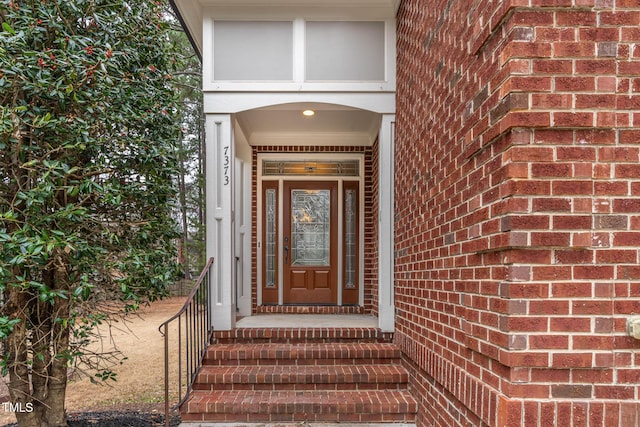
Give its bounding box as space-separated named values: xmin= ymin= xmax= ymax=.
xmin=163 ymin=323 xmax=170 ymax=427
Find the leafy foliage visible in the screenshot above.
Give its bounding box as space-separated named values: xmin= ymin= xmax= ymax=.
xmin=0 ymin=0 xmax=185 ymax=424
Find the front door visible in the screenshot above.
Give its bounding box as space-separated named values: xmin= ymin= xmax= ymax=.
xmin=283 ymin=181 xmax=338 ymax=304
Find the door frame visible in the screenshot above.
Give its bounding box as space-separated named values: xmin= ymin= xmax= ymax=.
xmin=257 ymin=153 xmax=365 ymax=306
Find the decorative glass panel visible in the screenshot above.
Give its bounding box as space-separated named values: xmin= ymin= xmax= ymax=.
xmin=344 ymin=189 xmax=357 ymax=289
xmin=291 ymin=190 xmax=330 ymax=266
xmin=263 ymin=160 xmax=359 ymax=176
xmin=265 ymin=189 xmax=277 ymax=287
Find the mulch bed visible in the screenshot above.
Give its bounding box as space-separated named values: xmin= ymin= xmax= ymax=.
xmin=3 ymin=410 xmax=181 ymax=427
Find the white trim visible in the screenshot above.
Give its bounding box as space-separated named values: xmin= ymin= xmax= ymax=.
xmin=205 ymin=82 xmax=395 ymax=92
xmin=384 ymin=15 xmax=397 ymax=87
xmin=232 ymin=119 xmax=253 ymax=318
xmin=204 ymin=92 xmax=395 ymax=115
xmin=202 ymin=16 xmax=214 ymax=89
xmin=206 ymin=114 xmax=236 ymax=331
xmin=293 ymin=18 xmax=305 ymax=83
xmin=203 ymin=4 xmax=398 ymax=20
xmin=235 ymin=159 xmax=252 ymax=317
xmin=337 ymin=182 xmax=343 ymax=306
xmin=378 ymin=114 xmax=395 ymax=332
xmin=257 ymin=153 xmax=365 ymax=307
xmin=249 ymin=132 xmax=375 ymax=147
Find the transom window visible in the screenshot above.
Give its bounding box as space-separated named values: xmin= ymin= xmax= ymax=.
xmin=262 ymin=160 xmax=360 ymax=176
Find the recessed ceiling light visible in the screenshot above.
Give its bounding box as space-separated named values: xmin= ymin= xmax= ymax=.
xmin=302 ymin=109 xmax=315 ymax=117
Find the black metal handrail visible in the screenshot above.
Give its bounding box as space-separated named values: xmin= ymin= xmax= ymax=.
xmin=159 ymin=257 xmax=214 ymax=427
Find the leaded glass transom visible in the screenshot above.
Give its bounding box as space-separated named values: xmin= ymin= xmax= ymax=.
xmin=263 ymin=160 xmax=359 ymax=176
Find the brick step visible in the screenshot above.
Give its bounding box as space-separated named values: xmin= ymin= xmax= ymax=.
xmin=213 ymin=327 xmax=392 ymax=344
xmin=203 ymin=342 xmax=401 ymax=366
xmin=181 ymin=389 xmax=418 ymax=423
xmin=193 ymin=364 xmax=409 ymax=391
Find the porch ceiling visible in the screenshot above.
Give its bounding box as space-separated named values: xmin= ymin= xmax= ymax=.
xmin=235 ymin=102 xmax=381 ymax=147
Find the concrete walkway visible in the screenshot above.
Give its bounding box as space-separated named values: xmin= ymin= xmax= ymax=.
xmin=235 ymin=314 xmax=378 ymax=328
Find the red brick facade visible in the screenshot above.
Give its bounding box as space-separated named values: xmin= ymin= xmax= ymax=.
xmin=365 ymin=137 xmax=380 ymax=316
xmin=395 ymin=1 xmax=640 ymax=426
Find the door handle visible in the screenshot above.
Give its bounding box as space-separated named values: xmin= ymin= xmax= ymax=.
xmin=284 ymin=245 xmax=289 ymax=264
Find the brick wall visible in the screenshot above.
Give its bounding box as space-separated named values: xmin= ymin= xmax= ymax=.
xmin=365 ymin=137 xmax=380 ymax=316
xmin=395 ymin=1 xmax=640 ymax=426
xmin=250 ymin=145 xmax=378 ymax=313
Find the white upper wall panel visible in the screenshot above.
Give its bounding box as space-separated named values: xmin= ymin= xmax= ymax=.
xmin=214 ymin=21 xmax=294 ymax=81
xmin=305 ymin=21 xmax=385 ymax=81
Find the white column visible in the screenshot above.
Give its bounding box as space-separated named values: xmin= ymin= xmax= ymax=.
xmin=378 ymin=114 xmax=395 ymax=333
xmin=235 ymin=158 xmax=252 ymax=317
xmin=206 ymin=114 xmax=236 ymax=331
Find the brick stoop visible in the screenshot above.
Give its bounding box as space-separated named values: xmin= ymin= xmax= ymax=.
xmin=212 ymin=327 xmax=393 ymax=344
xmin=180 ymin=327 xmax=417 ymax=423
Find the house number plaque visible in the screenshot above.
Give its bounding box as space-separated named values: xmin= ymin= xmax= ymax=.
xmin=223 ymin=145 xmax=230 ymax=185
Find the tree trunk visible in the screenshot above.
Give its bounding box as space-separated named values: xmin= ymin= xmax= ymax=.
xmin=43 ymin=254 xmax=71 ymax=427
xmin=44 ymin=319 xmax=69 ymax=427
xmin=9 ymin=258 xmax=70 ymax=427
xmin=30 ymin=300 xmax=52 ymax=425
xmin=7 ymin=289 xmax=41 ymax=427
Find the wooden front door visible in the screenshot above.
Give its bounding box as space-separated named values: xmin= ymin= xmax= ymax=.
xmin=283 ymin=181 xmax=338 ymax=304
